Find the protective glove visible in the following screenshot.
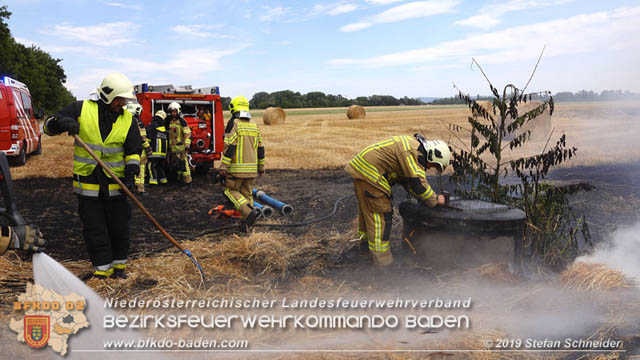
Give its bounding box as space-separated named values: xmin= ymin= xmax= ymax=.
xmin=213 ymin=170 xmax=226 ymax=185
xmin=0 ymin=225 xmax=46 ymax=253
xmin=57 ymin=117 xmax=80 ymax=135
xmin=121 ymin=175 xmax=135 ymax=191
xmin=144 ymin=147 xmax=153 ymax=157
xmin=123 ymin=164 xmax=138 ymax=191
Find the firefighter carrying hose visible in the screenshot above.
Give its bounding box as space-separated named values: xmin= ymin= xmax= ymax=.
xmin=165 ymin=102 xmax=192 ymax=188
xmin=346 ymin=134 xmax=450 ymax=267
xmin=147 ymin=110 xmax=169 ymax=186
xmin=43 ymin=72 xmax=142 ymax=279
xmin=127 ymin=103 xmax=151 ymax=195
xmin=219 ymin=96 xmax=264 ymax=232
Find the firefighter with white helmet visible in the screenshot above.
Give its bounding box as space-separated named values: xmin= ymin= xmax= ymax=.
xmin=125 ymin=103 xmax=152 ymax=195
xmin=345 ymin=134 xmax=450 ymax=267
xmin=43 ymin=72 xmax=142 ymax=279
xmin=165 ymin=101 xmax=192 ymax=188
xmin=219 ymin=95 xmax=265 ymax=232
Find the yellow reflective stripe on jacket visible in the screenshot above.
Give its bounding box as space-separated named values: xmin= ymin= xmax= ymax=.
xmin=224 ymin=133 xmax=238 ymax=145
xmin=406 ymin=155 xmax=426 ymax=178
xmin=221 ymin=156 xmax=231 ymax=165
xmin=417 ymin=185 xmax=435 ymax=200
xmin=349 ymin=155 xmax=391 ymax=193
xmin=73 ymin=100 xmax=132 ymax=179
xmin=73 ymin=180 xmax=121 ymax=197
xmin=125 ymin=154 xmax=140 ymax=166
xmin=150 ymin=126 xmax=168 ymax=158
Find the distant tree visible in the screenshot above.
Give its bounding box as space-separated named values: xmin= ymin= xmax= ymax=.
xmin=247 ymin=89 xmax=424 ymax=109
xmin=0 ymin=5 xmax=76 ymax=113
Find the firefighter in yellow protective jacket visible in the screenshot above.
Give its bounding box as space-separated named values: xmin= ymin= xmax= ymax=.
xmin=166 ymin=102 xmax=192 ymax=187
xmin=219 ymin=96 xmax=264 ymax=232
xmin=126 ymin=103 xmax=152 ymax=195
xmin=346 ymin=134 xmax=450 ymax=267
xmin=44 ymin=72 xmax=142 ymax=279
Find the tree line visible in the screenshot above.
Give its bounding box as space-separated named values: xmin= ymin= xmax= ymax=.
xmin=0 ymin=5 xmax=76 ymax=114
xmin=220 ymin=90 xmax=425 ymax=110
xmin=430 ymin=90 xmax=640 ymax=105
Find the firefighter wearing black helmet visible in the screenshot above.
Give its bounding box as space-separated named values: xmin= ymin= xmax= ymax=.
xmin=219 ymin=96 xmax=264 ymax=232
xmin=43 ymin=72 xmax=142 ymax=279
xmin=345 ymin=135 xmax=450 ymax=267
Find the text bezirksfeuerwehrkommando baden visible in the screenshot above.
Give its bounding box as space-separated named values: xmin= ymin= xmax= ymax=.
xmin=104 ymin=297 xmax=472 ymax=310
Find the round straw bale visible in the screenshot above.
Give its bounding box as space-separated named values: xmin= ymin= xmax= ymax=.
xmin=347 ymin=105 xmax=366 ymax=119
xmin=263 ymin=107 xmax=286 ymax=125
xmin=560 ymin=262 xmax=632 ymax=291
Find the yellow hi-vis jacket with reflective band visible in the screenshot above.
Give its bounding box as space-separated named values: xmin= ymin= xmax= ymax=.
xmin=345 ymin=135 xmax=437 ymax=207
xmin=220 ymin=119 xmax=264 ymax=178
xmin=73 ymin=100 xmax=139 ymax=197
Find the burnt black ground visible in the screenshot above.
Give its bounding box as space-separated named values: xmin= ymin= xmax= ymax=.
xmin=10 ymin=169 xmax=356 ymax=262
xmin=7 ymin=160 xmax=640 ymax=263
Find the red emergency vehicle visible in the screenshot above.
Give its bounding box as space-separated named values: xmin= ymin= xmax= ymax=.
xmin=0 ymin=76 xmax=43 ymax=165
xmin=134 ymin=83 xmax=225 ymax=174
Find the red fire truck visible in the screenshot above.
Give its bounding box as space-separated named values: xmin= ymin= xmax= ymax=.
xmin=0 ymin=76 xmax=43 ymax=166
xmin=134 ymin=83 xmax=225 ymax=174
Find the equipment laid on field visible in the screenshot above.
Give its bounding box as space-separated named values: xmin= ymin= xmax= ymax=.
xmin=252 ymin=201 xmax=274 ymax=219
xmin=73 ymin=135 xmax=206 ymax=284
xmin=208 ymin=205 xmax=242 ymax=219
xmin=0 ymin=76 xmax=43 ymax=166
xmin=134 ymin=83 xmax=225 ymax=175
xmin=253 ymin=189 xmax=293 ymax=216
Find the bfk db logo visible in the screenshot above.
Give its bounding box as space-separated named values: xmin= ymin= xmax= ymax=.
xmin=24 ymin=315 xmax=50 ymax=348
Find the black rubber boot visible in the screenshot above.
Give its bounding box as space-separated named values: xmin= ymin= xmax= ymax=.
xmin=241 ymin=208 xmax=261 ymax=233
xmin=111 ymin=268 xmax=127 ymax=279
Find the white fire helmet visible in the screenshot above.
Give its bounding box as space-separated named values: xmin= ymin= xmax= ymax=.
xmin=414 ymin=134 xmax=451 ymax=172
xmin=125 ymin=103 xmax=142 ymax=116
xmin=97 ymin=72 xmax=136 ymax=104
xmin=167 ymin=102 xmax=181 ymax=113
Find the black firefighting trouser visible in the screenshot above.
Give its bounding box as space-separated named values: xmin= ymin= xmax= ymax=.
xmin=77 ymin=196 xmax=131 ymax=267
xmin=148 ymin=158 xmax=168 ymax=185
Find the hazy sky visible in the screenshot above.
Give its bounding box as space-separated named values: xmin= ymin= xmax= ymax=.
xmin=5 ymin=0 xmax=640 ymax=99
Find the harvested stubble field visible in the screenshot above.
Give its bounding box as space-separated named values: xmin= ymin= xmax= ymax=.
xmin=1 ymin=102 xmax=640 ymax=358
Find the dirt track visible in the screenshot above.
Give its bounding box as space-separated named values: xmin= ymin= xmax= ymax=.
xmin=10 ymin=160 xmax=640 ymax=265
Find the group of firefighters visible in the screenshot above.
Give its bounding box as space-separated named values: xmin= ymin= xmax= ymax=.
xmin=129 ymin=101 xmax=193 ymax=194
xmin=0 ymin=72 xmax=452 ymax=278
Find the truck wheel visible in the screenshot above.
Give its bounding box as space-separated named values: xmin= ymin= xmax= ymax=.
xmin=11 ymin=143 xmax=27 ymax=166
xmin=34 ymin=137 xmax=42 ymax=155
xmin=195 ymin=165 xmax=210 ymax=175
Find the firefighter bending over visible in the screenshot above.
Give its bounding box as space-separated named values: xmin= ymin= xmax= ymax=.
xmin=146 ymin=110 xmax=169 ymax=186
xmin=166 ymin=102 xmax=192 ymax=188
xmin=219 ymin=96 xmax=265 ymax=232
xmin=346 ymin=134 xmax=450 ymax=267
xmin=43 ymin=72 xmax=142 ymax=279
xmin=127 ymin=103 xmax=151 ymax=195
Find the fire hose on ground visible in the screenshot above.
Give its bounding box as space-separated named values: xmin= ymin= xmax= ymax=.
xmin=74 ymin=135 xmax=207 ymax=286
xmin=252 ymin=189 xmax=294 ymax=216
xmin=194 ymin=193 xmax=355 ymax=238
